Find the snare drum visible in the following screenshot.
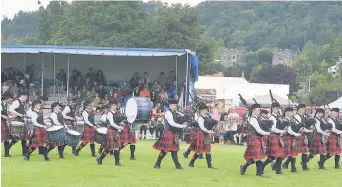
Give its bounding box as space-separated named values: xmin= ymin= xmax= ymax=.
xmin=125 ymin=97 xmax=152 ymax=124
xmin=9 ymin=120 xmax=25 ymax=138
xmin=95 ymin=127 xmax=107 ymax=144
xmin=46 ymin=126 xmax=66 ymax=144
xmin=65 ymin=129 xmax=81 ymax=146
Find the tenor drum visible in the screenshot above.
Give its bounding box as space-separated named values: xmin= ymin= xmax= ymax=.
xmin=65 ymin=129 xmax=81 ymax=146
xmin=9 ymin=121 xmax=25 ymax=137
xmin=125 ymin=97 xmax=152 ymax=124
xmin=46 ymin=126 xmax=66 ymax=144
xmin=95 ymin=127 xmax=107 ymax=144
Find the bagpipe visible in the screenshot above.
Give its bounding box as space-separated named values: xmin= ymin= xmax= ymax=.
xmin=291 ymin=122 xmax=306 ymax=133
xmin=260 ymin=118 xmax=273 ymax=132
xmin=287 ymin=94 xmax=316 ymax=130
xmin=204 ymin=115 xmax=218 ymax=131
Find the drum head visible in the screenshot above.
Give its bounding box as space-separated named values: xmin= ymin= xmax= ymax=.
xmin=96 ymin=127 xmax=107 ymax=134
xmin=125 ymin=98 xmax=138 ymax=124
xmin=67 ymin=129 xmax=80 ymax=136
xmin=10 ymin=121 xmax=25 ymax=126
xmin=47 ymin=126 xmax=64 ymax=131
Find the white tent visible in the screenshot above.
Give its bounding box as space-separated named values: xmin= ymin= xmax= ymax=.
xmin=242 ymin=94 xmax=294 ymax=108
xmin=324 ymin=97 xmax=342 ymax=109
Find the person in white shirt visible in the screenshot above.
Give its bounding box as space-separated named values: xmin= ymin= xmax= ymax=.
xmin=97 ymin=100 xmax=124 ymax=166
xmin=187 ymin=103 xmax=216 ymax=169
xmin=240 ymin=103 xmax=270 ymax=177
xmin=2 ymin=93 xmax=12 ymax=157
xmin=8 ymin=91 xmax=29 ymax=156
xmin=73 ymin=101 xmax=97 ymax=157
xmin=326 ymin=108 xmax=342 ymax=169
xmin=24 ymin=100 xmax=50 ymax=161
xmin=152 ymin=99 xmax=187 ymax=170
xmin=307 ymin=108 xmax=329 ymax=169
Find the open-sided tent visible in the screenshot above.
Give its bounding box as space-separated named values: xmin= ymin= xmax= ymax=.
xmin=1 ymin=44 xmax=199 ymax=108
xmin=322 ymin=96 xmax=342 ymax=109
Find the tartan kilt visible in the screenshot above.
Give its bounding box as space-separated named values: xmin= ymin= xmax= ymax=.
xmin=266 ymin=134 xmax=285 ymax=157
xmin=244 ymin=135 xmax=266 ymax=160
xmin=327 ymin=134 xmax=341 ymax=155
xmin=120 ymin=126 xmax=136 ymax=144
xmin=153 ymin=129 xmax=179 ymax=152
xmin=296 ymin=134 xmax=309 ymax=153
xmin=283 ymin=136 xmax=297 ymax=157
xmin=81 ymin=126 xmax=96 ymax=143
xmin=103 ymin=128 xmax=121 ymax=150
xmin=189 ymin=130 xmax=211 ymax=153
xmin=189 ymin=127 xmax=200 ymax=144
xmin=31 ymin=128 xmax=47 ymax=147
xmin=1 ymin=119 xmax=10 ymax=141
xmin=310 ymin=134 xmax=327 ymax=155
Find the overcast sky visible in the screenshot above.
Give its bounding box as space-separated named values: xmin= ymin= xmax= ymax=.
xmin=1 ymin=0 xmax=205 ymax=19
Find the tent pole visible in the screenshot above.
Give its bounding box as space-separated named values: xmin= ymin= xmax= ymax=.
xmin=66 ymin=54 xmax=70 ymax=99
xmin=176 ymin=56 xmax=178 ymax=91
xmin=41 ymin=54 xmax=44 ymax=97
xmin=23 ymin=53 xmax=26 ymax=76
xmin=185 ymin=53 xmax=189 ymax=109
xmin=53 ymin=54 xmax=56 ymax=98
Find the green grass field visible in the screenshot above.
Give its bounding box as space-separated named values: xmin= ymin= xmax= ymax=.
xmin=1 ymin=140 xmax=341 ymax=187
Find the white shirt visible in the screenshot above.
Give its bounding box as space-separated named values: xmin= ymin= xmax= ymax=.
xmin=50 ymin=112 xmax=64 ymax=126
xmin=101 ymin=114 xmax=107 ymax=123
xmin=315 ymin=118 xmax=328 ymax=136
xmin=249 ymin=115 xmax=270 ymax=136
xmin=82 ymin=110 xmax=95 ymax=127
xmin=197 ymin=116 xmax=210 ymax=133
xmin=328 ymin=118 xmax=342 ymax=135
xmin=26 ymin=108 xmax=33 ymax=118
xmin=31 ymin=109 xmax=44 ymax=128
xmin=8 ymin=100 xmax=22 ymax=116
xmin=269 ymin=114 xmax=284 ymax=134
xmin=165 ymin=111 xmax=184 ymax=128
xmin=106 ymin=111 xmax=121 ymax=130
xmin=62 ymin=106 xmax=74 ymax=120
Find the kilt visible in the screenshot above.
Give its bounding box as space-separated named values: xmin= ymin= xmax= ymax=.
xmin=189 ymin=127 xmax=200 ymax=144
xmin=244 ymin=135 xmax=266 ymax=160
xmin=81 ymin=126 xmax=96 ymax=143
xmin=310 ymin=134 xmax=327 ymax=155
xmin=120 ymin=126 xmax=136 ymax=144
xmin=283 ymin=136 xmax=297 ymax=157
xmin=31 ymin=128 xmax=47 ymax=147
xmin=1 ymin=119 xmax=10 ymax=141
xmin=327 ymin=134 xmax=341 ymax=155
xmin=103 ymin=128 xmax=121 ymax=150
xmin=296 ymin=134 xmax=309 ymax=153
xmin=153 ymin=129 xmax=179 ymax=152
xmin=189 ymin=130 xmax=211 ymax=153
xmin=266 ymin=134 xmax=285 ymax=157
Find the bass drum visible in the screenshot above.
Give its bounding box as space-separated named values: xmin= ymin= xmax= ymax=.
xmin=125 ymin=97 xmax=152 ymax=124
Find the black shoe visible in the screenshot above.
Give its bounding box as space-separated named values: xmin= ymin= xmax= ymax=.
xmin=188 ymin=163 xmax=194 ymax=168
xmin=183 ymin=152 xmax=189 ymax=159
xmin=24 ymin=156 xmax=30 ymax=161
xmin=240 ymin=165 xmax=246 ymax=175
xmin=115 ymin=163 xmax=123 ymax=166
xmin=73 ymin=150 xmax=79 ymax=156
xmin=257 ymin=174 xmax=269 ymax=178
xmin=96 ymin=157 xmax=102 ymax=165
xmin=208 ymin=165 xmax=217 ymax=169
xmin=59 ymin=155 xmax=65 ymax=159
xmin=44 ymin=158 xmax=50 ymax=161
xmin=130 ymin=157 xmax=136 ymax=160
xmin=154 ymin=165 xmax=160 ymax=169
xmin=291 ymin=168 xmax=298 ymax=173
xmin=275 ymin=171 xmax=283 ymax=175
xmin=176 ymin=165 xmax=183 ymax=169
xmin=335 ymin=165 xmax=341 ymax=169
xmin=282 ymin=163 xmax=288 ymax=169
xmin=4 ymin=154 xmax=11 ymax=157
xmin=91 ymin=153 xmax=97 ymax=157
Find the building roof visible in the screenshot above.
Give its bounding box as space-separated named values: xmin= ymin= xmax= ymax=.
xmin=1 ymin=44 xmax=192 ymax=57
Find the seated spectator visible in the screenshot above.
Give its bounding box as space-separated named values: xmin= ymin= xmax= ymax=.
xmin=30 ymin=90 xmax=38 ymax=102
xmin=84 ymin=91 xmax=93 ymax=102
xmin=142 ymin=72 xmax=150 ymax=87
xmin=158 ymin=88 xmax=168 ymax=101
xmin=90 ymin=87 xmax=96 ymax=97
xmin=80 ymin=85 xmax=88 ymax=98
xmin=133 ymin=86 xmax=140 ymax=97
xmin=76 ymin=91 xmax=83 ymax=105
xmin=121 ymin=77 xmax=130 ymax=92
xmin=152 ymin=80 xmax=161 ymax=93
xmin=216 ymin=121 xmax=225 ymax=145
xmin=85 ymin=77 xmax=93 ymax=91
xmin=70 ymin=69 xmax=82 ymax=91
xmin=10 ymin=82 xmax=20 ymax=95
xmin=115 ymin=87 xmax=124 ymax=97
xmin=234 ymin=122 xmax=243 ymax=145
xmin=14 ymin=69 xmax=24 ymax=82
xmin=97 ymin=84 xmax=105 ymax=98
xmin=1 ymin=68 xmax=8 ymax=83
xmin=101 ymin=94 xmax=109 ymax=105
xmin=139 ymin=86 xmax=151 ymax=98
xmin=93 ymin=92 xmax=102 ymax=105
xmin=151 ymin=91 xmax=158 ymax=104
xmin=2 ymin=81 xmax=9 ymax=94
xmin=96 ymin=70 xmax=106 ymax=85
xmin=167 ymin=85 xmax=177 ymax=99
xmin=211 ymin=102 xmax=221 ymax=122
xmin=75 ymin=76 xmax=84 ymax=91
xmin=224 ymin=115 xmax=238 ymax=144
xmin=130 ymin=72 xmax=140 ymax=88
xmin=157 ymin=72 xmax=167 ymax=88
xmin=228 ymin=107 xmax=239 ymax=120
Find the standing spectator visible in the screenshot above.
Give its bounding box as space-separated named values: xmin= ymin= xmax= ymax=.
xmin=70 ymin=69 xmax=82 ymax=92
xmin=25 ymin=64 xmax=35 ymax=81
xmin=96 ymin=70 xmax=106 ymax=85
xmin=142 ymin=72 xmax=150 ymax=87
xmin=1 ymin=68 xmax=8 ymax=83
xmin=75 ymin=77 xmax=84 ymax=91
xmin=97 ymin=85 xmax=105 ymax=98
xmin=139 ymin=86 xmax=151 ymax=98
xmin=157 ymin=72 xmax=167 ymax=88
xmin=56 ymin=69 xmax=67 ymax=89
xmin=211 ymin=102 xmax=221 ymax=122
xmin=130 ymin=72 xmax=140 ymax=89
xmin=167 ymin=71 xmax=176 ymax=87
xmin=85 ymin=67 xmax=96 ymax=85
xmin=85 ymin=77 xmax=93 ymax=91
